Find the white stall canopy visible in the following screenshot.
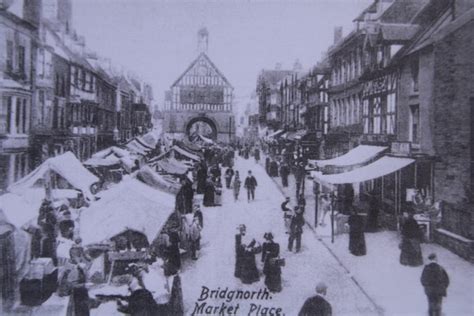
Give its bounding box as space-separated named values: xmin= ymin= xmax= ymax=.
xmin=80 ymin=178 xmax=175 ymax=245
xmin=312 ymin=156 xmax=415 ymax=186
xmin=8 ymin=152 xmax=99 ymax=199
xmin=309 ymin=145 xmax=387 ymax=169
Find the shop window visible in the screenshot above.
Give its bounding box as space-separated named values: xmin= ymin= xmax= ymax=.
xmin=409 ymin=104 xmax=420 ymax=144
xmin=383 ymin=173 xmax=396 ymax=204
xmin=386 ymin=92 xmax=396 ymax=134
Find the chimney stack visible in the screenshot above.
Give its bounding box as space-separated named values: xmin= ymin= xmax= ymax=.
xmin=334 ymin=26 xmax=343 ymax=44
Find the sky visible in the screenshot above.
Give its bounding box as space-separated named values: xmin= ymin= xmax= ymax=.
xmin=72 ymin=0 xmax=372 ymax=110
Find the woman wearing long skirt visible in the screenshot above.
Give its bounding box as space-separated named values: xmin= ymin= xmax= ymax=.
xmin=365 ymin=189 xmax=380 ymax=232
xmin=234 ymin=225 xmax=246 ymax=278
xmin=203 ymin=179 xmax=215 ymax=207
xmin=239 ymin=239 xmax=261 ymax=284
xmin=232 ymin=172 xmax=241 ymax=201
xmin=261 ymin=233 xmax=282 ymax=293
xmin=399 ymin=212 xmax=424 ymax=267
xmin=348 ymin=210 xmax=367 ymax=256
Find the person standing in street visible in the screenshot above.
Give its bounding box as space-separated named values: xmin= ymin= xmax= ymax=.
xmin=421 ymin=253 xmax=450 ymax=316
xmin=399 ymin=212 xmax=424 ymax=267
xmin=294 ymin=162 xmax=306 ymax=199
xmin=347 ymin=209 xmax=367 ymax=256
xmin=288 ymin=206 xmax=304 ymax=253
xmin=254 ymin=147 xmax=260 ymax=163
xmin=298 ymin=282 xmax=332 ymax=316
xmin=244 ymin=170 xmax=257 ymax=202
xmin=234 ymin=224 xmax=246 ymax=279
xmin=261 ymin=232 xmax=282 ymax=293
xmin=224 ymin=166 xmax=235 ymax=189
xmin=280 ymin=162 xmax=290 ymax=187
xmin=281 ymin=197 xmax=293 ymax=234
xmin=232 ymin=171 xmax=241 ymax=201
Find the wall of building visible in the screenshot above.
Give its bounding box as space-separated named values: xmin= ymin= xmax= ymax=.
xmin=432 ymin=20 xmax=474 ymax=207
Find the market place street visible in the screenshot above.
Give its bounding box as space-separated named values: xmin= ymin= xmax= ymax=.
xmin=181 ymin=156 xmax=379 ymax=315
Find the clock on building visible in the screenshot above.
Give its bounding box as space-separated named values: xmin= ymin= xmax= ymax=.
xmin=198 ymin=65 xmax=208 ymax=76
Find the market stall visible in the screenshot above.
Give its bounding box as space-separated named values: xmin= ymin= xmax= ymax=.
xmin=8 ymin=152 xmax=99 ymax=201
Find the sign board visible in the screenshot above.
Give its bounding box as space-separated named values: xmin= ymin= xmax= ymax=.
xmin=391 ymin=141 xmax=411 ymax=156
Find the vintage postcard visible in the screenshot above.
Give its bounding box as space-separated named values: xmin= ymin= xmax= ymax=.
xmin=0 ymin=0 xmax=473 ymax=315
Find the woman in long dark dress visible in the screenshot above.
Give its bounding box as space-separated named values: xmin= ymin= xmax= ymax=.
xmin=196 ymin=166 xmax=207 ymax=194
xmin=365 ymin=189 xmax=380 ymax=232
xmin=399 ymin=212 xmax=424 ymax=267
xmin=203 ymin=179 xmax=215 ymax=207
xmin=261 ymin=233 xmax=282 ymax=293
xmin=234 ymin=225 xmax=246 ymax=278
xmin=240 ymin=239 xmax=261 ymax=284
xmin=348 ymin=210 xmax=367 ymax=256
xmin=165 ymin=230 xmax=181 ymax=276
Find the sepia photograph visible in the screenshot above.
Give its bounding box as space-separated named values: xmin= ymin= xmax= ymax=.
xmin=0 ymin=0 xmax=473 ymax=315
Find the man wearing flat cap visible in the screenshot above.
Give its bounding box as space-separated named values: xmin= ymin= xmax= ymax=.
xmin=298 ymin=282 xmax=332 ymax=316
xmin=421 ymin=253 xmax=450 ymax=316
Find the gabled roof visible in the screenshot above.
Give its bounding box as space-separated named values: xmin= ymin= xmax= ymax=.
xmin=171 ymin=53 xmax=233 ymax=88
xmin=258 ymin=70 xmax=294 ymax=87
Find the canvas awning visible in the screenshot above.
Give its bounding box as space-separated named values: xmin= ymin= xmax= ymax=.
xmin=172 ymin=145 xmax=200 ymax=161
xmin=267 ymin=129 xmax=285 ymax=139
xmin=155 ymin=158 xmax=188 ymax=175
xmin=310 ymin=145 xmax=387 ymax=169
xmin=288 ymin=130 xmax=307 ymax=141
xmin=136 ymin=165 xmax=181 ymax=194
xmin=8 ymin=152 xmax=99 ymax=199
xmin=311 ymin=156 xmax=415 ymax=185
xmin=80 ymin=178 xmax=175 ymax=245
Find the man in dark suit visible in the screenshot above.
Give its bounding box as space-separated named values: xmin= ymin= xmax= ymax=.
xmin=421 ymin=253 xmax=450 ymax=316
xmin=244 ymin=170 xmax=258 ymax=202
xmin=299 ymin=282 xmax=332 ymax=316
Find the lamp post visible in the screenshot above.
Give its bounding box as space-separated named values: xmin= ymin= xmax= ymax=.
xmin=330 ymin=191 xmax=336 ymax=243
xmin=313 ymin=181 xmax=320 ymax=229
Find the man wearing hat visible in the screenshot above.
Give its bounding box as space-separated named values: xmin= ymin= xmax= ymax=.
xmin=288 ymin=206 xmax=305 ymax=253
xmin=298 ymin=282 xmax=332 ymax=316
xmin=421 ymin=253 xmax=450 ymax=316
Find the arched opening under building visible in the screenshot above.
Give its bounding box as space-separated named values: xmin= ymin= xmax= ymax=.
xmin=186 ymin=117 xmax=218 ymax=141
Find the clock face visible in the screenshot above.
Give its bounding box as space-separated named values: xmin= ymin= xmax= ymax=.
xmin=198 ymin=65 xmax=208 ymax=76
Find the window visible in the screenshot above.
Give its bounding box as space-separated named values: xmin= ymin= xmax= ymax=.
xmin=410 ymin=59 xmax=419 ymax=92
xmin=22 ymin=99 xmax=27 ymax=133
xmin=38 ymin=48 xmax=45 ymax=78
xmin=18 ymin=45 xmax=25 ymax=74
xmin=15 ymin=98 xmax=21 ymax=134
xmin=39 ymin=90 xmax=45 ymax=124
xmin=363 ymin=99 xmax=369 ymax=133
xmin=409 ymin=104 xmax=420 ymax=144
xmin=386 ymin=92 xmax=396 ymax=134
xmin=1 ymin=97 xmax=12 ymax=134
xmin=6 ymin=40 xmax=13 ymax=73
xmin=372 ymin=97 xmax=382 ymax=134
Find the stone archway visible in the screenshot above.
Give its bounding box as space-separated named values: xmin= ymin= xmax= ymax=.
xmin=185 ymin=116 xmax=218 ymax=140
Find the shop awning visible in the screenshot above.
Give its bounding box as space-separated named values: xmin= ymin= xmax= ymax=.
xmin=291 ymin=130 xmax=307 ymax=141
xmin=311 ymin=156 xmax=415 ymax=185
xmin=267 ymin=129 xmax=284 ymax=139
xmin=311 ymin=145 xmax=387 ymax=168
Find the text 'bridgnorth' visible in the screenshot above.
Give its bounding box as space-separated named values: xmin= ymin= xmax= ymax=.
xmin=198 ymin=286 xmax=272 ymax=303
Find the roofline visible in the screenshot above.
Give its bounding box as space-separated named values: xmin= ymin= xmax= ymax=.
xmin=0 ymin=10 xmax=37 ymax=31
xmin=171 ymin=53 xmax=233 ymax=89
